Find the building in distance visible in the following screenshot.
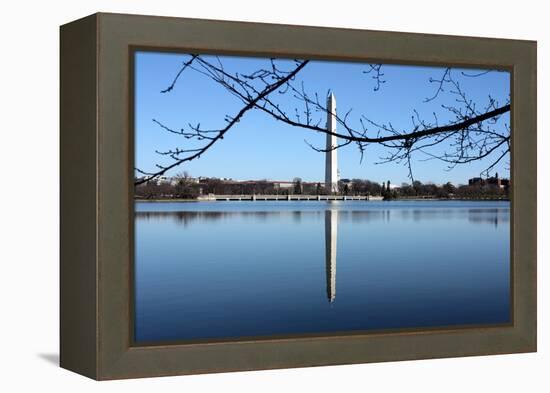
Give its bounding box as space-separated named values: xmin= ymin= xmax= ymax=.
xmin=468 ymin=173 xmax=510 ymax=190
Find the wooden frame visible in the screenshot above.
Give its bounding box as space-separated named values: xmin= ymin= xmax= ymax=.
xmin=60 ymin=12 xmax=537 ymax=380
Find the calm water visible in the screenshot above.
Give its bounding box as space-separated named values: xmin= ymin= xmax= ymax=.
xmin=134 ymin=200 xmax=510 ymax=343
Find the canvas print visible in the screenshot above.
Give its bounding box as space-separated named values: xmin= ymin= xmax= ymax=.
xmin=133 ymin=51 xmax=511 ymax=344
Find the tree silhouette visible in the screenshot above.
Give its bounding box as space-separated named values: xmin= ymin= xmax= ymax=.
xmin=135 ymin=55 xmax=509 ymax=185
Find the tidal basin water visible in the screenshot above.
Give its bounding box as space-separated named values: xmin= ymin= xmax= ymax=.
xmin=134 ymin=200 xmax=510 ymax=343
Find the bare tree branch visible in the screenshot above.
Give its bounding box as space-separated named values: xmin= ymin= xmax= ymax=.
xmin=135 ymin=56 xmax=510 ymax=185
xmin=135 ymin=59 xmax=309 ymax=185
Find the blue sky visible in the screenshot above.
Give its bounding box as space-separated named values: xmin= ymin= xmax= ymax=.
xmin=135 ymin=51 xmax=510 ymax=185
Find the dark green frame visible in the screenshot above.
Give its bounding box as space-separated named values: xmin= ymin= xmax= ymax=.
xmin=60 ymin=12 xmax=537 ymax=380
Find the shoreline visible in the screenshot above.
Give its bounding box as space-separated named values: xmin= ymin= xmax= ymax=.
xmin=134 ymin=197 xmax=510 ymax=203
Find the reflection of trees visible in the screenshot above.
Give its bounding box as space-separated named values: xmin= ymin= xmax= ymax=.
xmin=467 ymin=208 xmax=509 ymax=227
xmin=336 ymin=210 xmax=391 ymax=224
xmin=136 ymin=207 xmax=509 ymax=227
xmin=136 ymin=210 xmax=299 ymax=226
xmin=136 ymin=211 xmax=229 ymax=227
xmin=292 ymin=210 xmax=302 ymax=224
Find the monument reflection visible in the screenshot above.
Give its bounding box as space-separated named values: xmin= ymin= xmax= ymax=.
xmin=325 ymin=209 xmax=338 ymax=303
xmin=135 ymin=204 xmax=508 ymax=305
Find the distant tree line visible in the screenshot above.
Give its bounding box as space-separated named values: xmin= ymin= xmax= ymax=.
xmin=382 ymin=180 xmax=509 ymax=200
xmin=135 ymin=173 xmax=509 ymax=200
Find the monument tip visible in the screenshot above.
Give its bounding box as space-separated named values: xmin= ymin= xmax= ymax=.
xmin=327 ymin=91 xmax=336 ymax=106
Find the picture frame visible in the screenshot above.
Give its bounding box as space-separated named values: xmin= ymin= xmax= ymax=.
xmin=60 ymin=12 xmax=537 ymax=380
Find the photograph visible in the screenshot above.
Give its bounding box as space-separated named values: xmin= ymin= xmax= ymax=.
xmin=0 ymin=0 xmax=544 ymax=388
xmin=133 ymin=51 xmax=512 ymax=344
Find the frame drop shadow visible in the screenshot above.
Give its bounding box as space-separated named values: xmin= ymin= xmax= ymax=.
xmin=38 ymin=353 xmax=59 ymax=366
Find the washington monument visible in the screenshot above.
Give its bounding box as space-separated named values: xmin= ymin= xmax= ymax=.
xmin=325 ymin=92 xmax=339 ymax=193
